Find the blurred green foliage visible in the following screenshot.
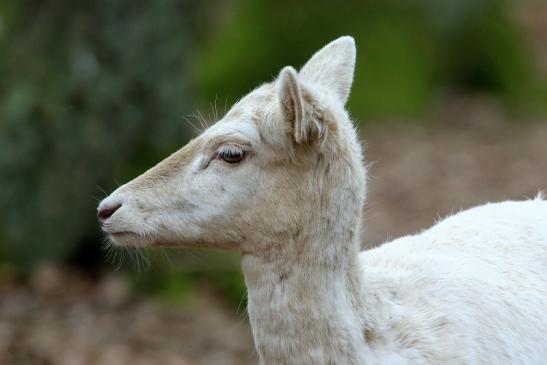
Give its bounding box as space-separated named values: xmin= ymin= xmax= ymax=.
xmin=132 ymin=251 xmax=247 ymax=308
xmin=151 ymin=269 xmax=247 ymax=309
xmin=195 ymin=0 xmax=542 ymax=118
xmin=0 ymin=0 xmax=193 ymax=268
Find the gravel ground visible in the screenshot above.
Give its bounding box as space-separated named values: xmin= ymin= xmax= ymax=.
xmin=0 ymin=264 xmax=256 ymax=365
xmin=1 ymin=108 xmax=546 ymax=365
xmin=363 ymin=101 xmax=547 ymax=247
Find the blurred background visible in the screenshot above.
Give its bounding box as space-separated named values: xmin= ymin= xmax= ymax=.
xmin=1 ymin=0 xmax=546 ymax=364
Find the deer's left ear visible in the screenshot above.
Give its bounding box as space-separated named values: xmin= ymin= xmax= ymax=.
xmin=299 ymin=36 xmax=356 ymax=106
xmin=278 ymin=66 xmax=319 ymax=144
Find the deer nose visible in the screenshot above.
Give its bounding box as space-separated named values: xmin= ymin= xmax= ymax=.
xmin=97 ymin=202 xmax=122 ymax=222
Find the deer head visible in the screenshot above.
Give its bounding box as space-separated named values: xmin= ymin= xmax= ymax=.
xmin=98 ymin=36 xmax=365 ymax=254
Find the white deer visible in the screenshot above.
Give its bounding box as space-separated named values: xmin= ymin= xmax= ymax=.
xmin=98 ymin=37 xmax=547 ymax=365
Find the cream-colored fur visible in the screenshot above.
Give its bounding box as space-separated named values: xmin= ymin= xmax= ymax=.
xmin=98 ymin=37 xmax=547 ymax=365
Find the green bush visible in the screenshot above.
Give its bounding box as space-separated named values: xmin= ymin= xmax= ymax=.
xmin=194 ymin=0 xmax=540 ymax=119
xmin=433 ymin=0 xmax=535 ymax=109
xmin=132 ymin=251 xmax=246 ymax=309
xmin=0 ymin=1 xmax=195 ymax=269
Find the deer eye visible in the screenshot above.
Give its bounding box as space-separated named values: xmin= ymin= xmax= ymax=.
xmin=216 ymin=146 xmax=246 ymax=163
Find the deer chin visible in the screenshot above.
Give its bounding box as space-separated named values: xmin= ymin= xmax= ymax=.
xmin=105 ymin=230 xmax=152 ymax=247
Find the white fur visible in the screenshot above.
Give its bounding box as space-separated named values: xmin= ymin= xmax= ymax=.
xmin=98 ymin=37 xmax=547 ymax=364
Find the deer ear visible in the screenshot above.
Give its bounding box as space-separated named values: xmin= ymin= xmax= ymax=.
xmin=299 ymin=36 xmax=356 ymax=106
xmin=278 ymin=66 xmax=308 ymax=144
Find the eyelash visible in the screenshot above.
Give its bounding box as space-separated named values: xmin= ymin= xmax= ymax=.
xmin=215 ymin=145 xmax=246 ymax=163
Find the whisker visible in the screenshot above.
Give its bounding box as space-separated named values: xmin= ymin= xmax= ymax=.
xmin=130 ymin=247 xmax=142 ymax=277
xmin=160 ymin=247 xmax=173 ymax=269
xmin=117 ymin=246 xmax=128 ymax=271
xmin=196 ymin=109 xmax=212 ymax=131
xmin=91 ymin=194 xmax=103 ymax=203
xmin=183 ymin=115 xmax=203 ymax=136
xmin=137 ymin=246 xmax=151 ymax=270
xmin=96 ymin=185 xmax=109 ymax=199
xmin=236 ymin=290 xmax=248 ymax=316
xmin=214 ymin=94 xmax=219 ymax=121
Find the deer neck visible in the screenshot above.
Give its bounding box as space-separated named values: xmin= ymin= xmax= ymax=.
xmin=241 ymin=207 xmax=369 ymax=365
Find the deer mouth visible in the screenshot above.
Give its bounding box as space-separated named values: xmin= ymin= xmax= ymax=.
xmin=110 ymin=231 xmax=139 ymax=238
xmin=100 ymin=225 xmax=137 ymax=237
xmin=102 ymin=225 xmax=141 ymax=238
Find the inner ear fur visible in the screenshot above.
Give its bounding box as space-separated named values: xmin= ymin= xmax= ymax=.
xmin=278 ymin=67 xmax=328 ymax=145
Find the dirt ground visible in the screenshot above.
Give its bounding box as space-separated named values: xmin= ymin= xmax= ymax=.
xmin=1 ymin=104 xmax=546 ymax=365
xmin=362 ymin=100 xmax=547 ymax=247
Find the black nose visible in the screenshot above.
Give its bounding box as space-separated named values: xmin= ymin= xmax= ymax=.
xmin=97 ymin=203 xmax=122 ymax=222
